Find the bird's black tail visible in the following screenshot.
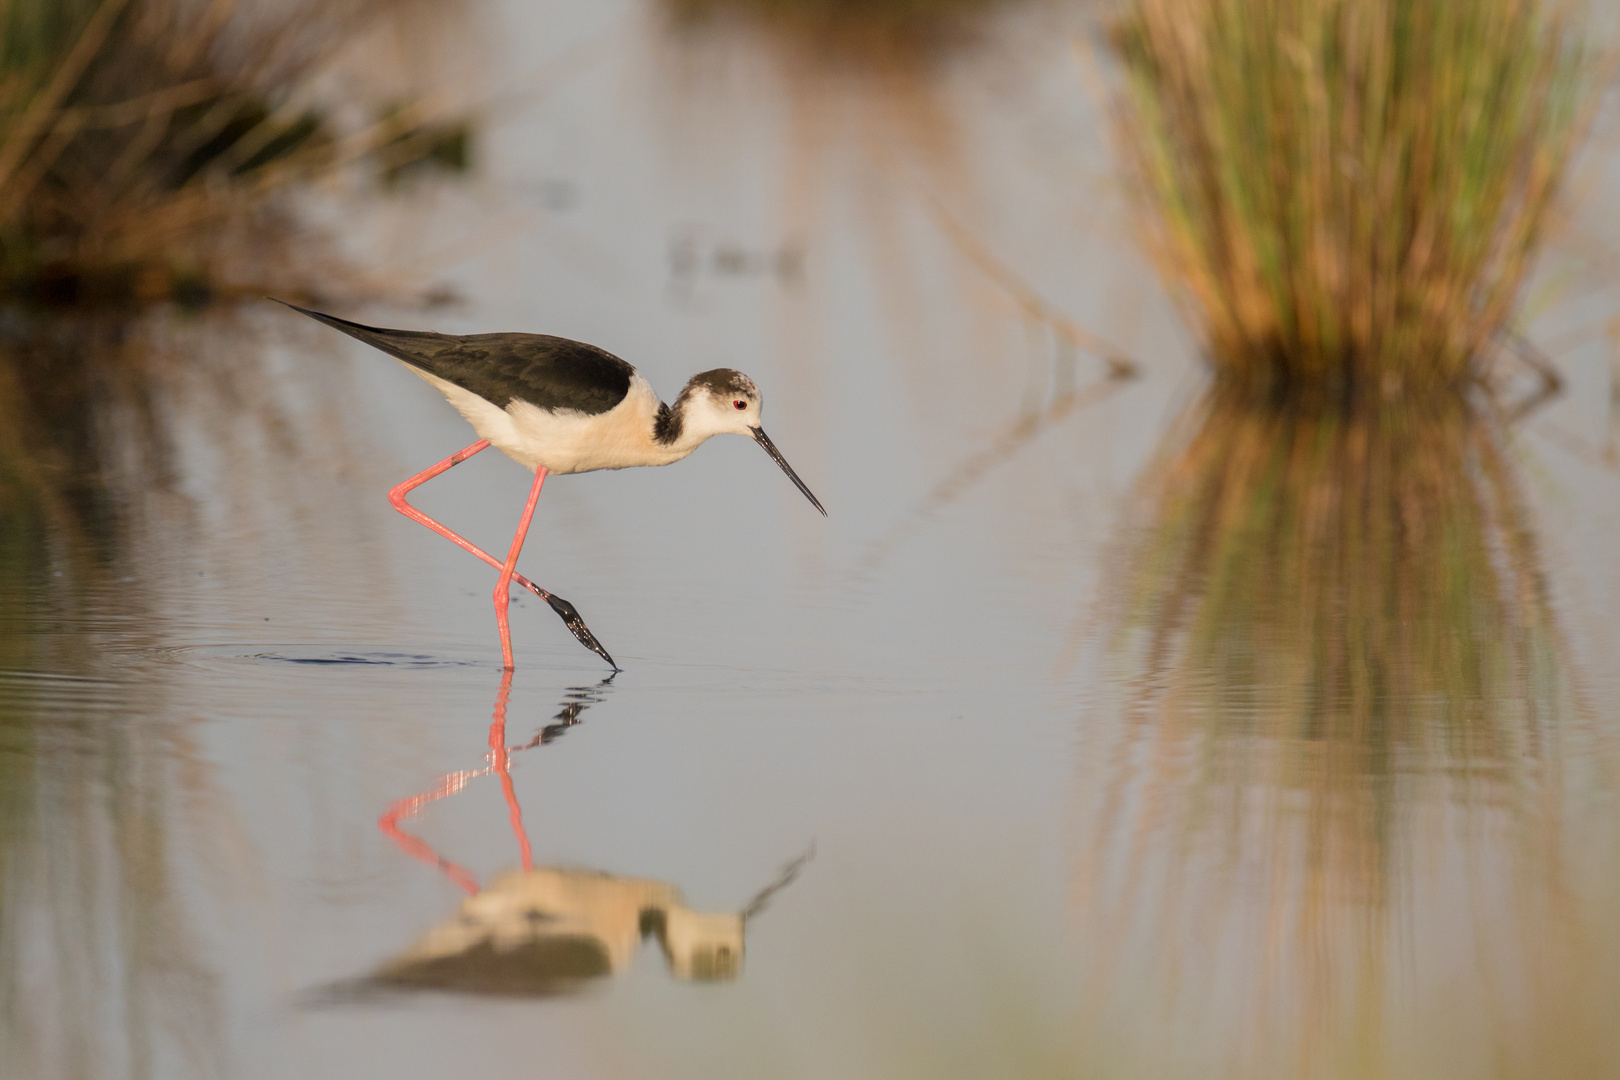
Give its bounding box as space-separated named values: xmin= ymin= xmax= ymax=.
xmin=270 ymin=298 xmax=448 ymax=374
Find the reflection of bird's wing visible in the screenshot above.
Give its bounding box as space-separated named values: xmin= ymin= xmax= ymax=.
xmin=372 ymin=915 xmax=615 ymax=996
xmin=483 ymin=867 xmax=680 ymax=971
xmin=278 ymin=301 xmax=635 ymax=413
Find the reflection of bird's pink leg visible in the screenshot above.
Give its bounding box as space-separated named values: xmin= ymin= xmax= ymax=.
xmin=377 ymin=669 xmax=535 ymax=894
xmin=378 ymin=764 xmax=483 ymax=895
xmin=492 ymin=466 xmax=547 ymax=670
xmin=387 ymin=441 xmax=547 ymax=593
xmin=489 ymin=671 xmax=534 ymax=871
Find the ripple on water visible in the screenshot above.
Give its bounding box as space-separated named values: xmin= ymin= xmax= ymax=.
xmin=131 ymin=643 xmax=491 ymax=674
xmin=0 ymin=669 xmax=130 ymax=713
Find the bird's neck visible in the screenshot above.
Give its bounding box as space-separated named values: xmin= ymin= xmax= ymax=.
xmin=651 ymin=397 xmax=713 ymax=458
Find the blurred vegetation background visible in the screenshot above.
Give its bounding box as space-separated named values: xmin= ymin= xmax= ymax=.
xmin=0 ymin=0 xmax=471 ymax=309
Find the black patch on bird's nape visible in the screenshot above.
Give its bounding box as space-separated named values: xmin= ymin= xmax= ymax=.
xmin=653 ymin=399 xmax=681 ymax=445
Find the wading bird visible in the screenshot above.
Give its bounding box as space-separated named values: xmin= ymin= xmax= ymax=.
xmin=279 ymin=301 xmax=825 ymax=670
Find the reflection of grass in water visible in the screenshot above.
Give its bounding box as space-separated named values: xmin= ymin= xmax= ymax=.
xmin=1125 ymin=393 xmax=1551 ymax=748
xmin=1074 ymin=394 xmax=1619 ymax=1077
xmin=0 ymin=307 xmax=392 ymax=586
xmin=0 ymin=4 xmax=460 ymax=1073
xmin=1109 ymin=0 xmax=1595 ymax=398
xmin=0 ymin=320 xmax=149 ymax=555
xmin=0 ymin=311 xmax=388 ymax=1077
xmin=0 ymin=0 xmax=470 ymax=307
xmin=0 ymin=507 xmax=224 ymax=1076
xmin=0 ymin=315 xmax=219 ymax=571
xmin=0 ymin=325 xmax=201 ymax=1077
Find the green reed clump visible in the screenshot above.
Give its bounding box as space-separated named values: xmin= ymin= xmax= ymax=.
xmin=1110 ymin=0 xmax=1593 ymax=399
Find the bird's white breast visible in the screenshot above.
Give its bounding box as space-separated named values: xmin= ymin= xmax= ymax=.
xmin=410 ymin=367 xmax=690 ymax=474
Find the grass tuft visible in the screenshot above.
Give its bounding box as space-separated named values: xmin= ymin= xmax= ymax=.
xmin=1109 ymin=0 xmax=1595 ymax=400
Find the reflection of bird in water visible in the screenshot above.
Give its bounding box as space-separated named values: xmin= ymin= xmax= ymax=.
xmin=373 ymin=866 xmax=747 ymax=994
xmin=357 ymin=672 xmax=811 ymax=998
xmin=276 ymin=301 xmax=826 ymax=670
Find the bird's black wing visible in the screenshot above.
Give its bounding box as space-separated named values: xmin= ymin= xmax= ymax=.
xmin=279 ymin=301 xmax=635 ymax=415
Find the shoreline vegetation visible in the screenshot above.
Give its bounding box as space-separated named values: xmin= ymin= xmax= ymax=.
xmin=0 ymin=0 xmax=469 ymax=312
xmin=1108 ymin=0 xmax=1596 ymax=404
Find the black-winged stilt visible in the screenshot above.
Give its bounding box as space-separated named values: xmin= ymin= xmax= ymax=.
xmin=278 ymin=301 xmax=825 ymax=670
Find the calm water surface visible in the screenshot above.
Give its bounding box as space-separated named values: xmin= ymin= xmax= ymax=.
xmin=4 ymin=1 xmax=1620 ymax=1078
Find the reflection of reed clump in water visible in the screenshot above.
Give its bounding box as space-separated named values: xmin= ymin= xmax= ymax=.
xmin=0 ymin=325 xmax=229 ymax=1077
xmin=0 ymin=319 xmax=180 ymax=562
xmin=0 ymin=310 xmax=372 ymax=570
xmin=1073 ymin=393 xmax=1617 ymax=1077
xmin=0 ymin=308 xmax=398 ymax=1076
xmin=0 ymin=644 xmax=228 ymax=1079
xmin=1116 ymin=393 xmax=1555 ymax=742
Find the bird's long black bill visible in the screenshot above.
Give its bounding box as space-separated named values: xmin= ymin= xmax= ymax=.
xmin=751 ymin=427 xmax=826 ymax=516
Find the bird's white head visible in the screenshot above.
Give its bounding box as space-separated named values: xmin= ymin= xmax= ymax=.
xmin=673 ymin=368 xmax=765 ymax=441
xmin=664 ymin=368 xmax=827 ymax=515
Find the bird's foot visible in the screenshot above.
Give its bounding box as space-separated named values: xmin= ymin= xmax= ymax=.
xmin=513 ymin=579 xmax=617 ymax=669
xmin=542 ymin=592 xmax=619 ymax=670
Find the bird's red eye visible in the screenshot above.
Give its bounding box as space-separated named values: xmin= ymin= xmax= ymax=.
xmin=733 ymin=400 xmax=746 ymax=410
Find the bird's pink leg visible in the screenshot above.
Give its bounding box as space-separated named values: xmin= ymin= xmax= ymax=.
xmin=385 ymin=440 xmax=550 ymax=590
xmin=493 ymin=466 xmax=547 ymax=669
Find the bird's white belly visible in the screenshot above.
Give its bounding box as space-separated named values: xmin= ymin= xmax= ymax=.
xmin=410 ymin=368 xmax=685 ymax=474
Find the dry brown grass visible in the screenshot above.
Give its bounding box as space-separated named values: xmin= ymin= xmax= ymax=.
xmin=0 ymin=0 xmax=468 ymax=308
